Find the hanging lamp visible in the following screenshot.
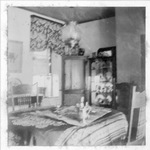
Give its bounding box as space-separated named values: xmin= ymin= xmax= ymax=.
xmin=61 ymin=21 xmax=81 ymax=48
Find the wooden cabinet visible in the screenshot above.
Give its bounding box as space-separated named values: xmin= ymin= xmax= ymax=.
xmin=62 ymin=56 xmax=87 ymax=106
xmin=89 ymin=47 xmax=116 ymax=108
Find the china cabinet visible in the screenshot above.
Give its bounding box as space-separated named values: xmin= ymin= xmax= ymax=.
xmin=89 ymin=47 xmax=116 ymax=108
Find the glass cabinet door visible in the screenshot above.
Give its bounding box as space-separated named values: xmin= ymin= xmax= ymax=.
xmin=89 ymin=47 xmax=116 ymax=108
xmin=91 ymin=59 xmax=113 ymax=106
xmin=65 ymin=59 xmax=84 ymax=90
xmin=62 ymin=56 xmax=86 ymax=106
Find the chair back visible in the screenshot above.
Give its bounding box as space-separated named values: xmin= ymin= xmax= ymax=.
xmin=116 ymin=83 xmax=133 ymax=117
xmin=127 ymin=86 xmax=146 ymax=145
xmin=12 ymin=84 xmax=32 ymax=95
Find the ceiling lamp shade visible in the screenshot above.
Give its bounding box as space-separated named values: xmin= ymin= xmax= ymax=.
xmin=61 ymin=21 xmax=81 ymax=47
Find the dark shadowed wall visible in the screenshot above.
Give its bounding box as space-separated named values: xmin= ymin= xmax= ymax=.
xmin=116 ymin=7 xmax=145 ymax=89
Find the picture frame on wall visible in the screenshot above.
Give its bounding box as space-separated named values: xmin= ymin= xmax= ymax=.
xmin=8 ymin=40 xmax=23 ymax=73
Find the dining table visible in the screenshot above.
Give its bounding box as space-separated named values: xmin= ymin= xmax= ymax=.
xmin=8 ymin=105 xmax=128 ymax=146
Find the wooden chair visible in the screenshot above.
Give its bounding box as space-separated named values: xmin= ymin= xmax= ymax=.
xmin=8 ymin=83 xmax=45 ymax=112
xmin=116 ymin=83 xmax=133 ymax=121
xmin=127 ymin=86 xmax=146 ymax=145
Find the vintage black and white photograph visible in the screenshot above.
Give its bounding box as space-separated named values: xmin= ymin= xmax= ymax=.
xmin=1 ymin=0 xmax=150 ymax=149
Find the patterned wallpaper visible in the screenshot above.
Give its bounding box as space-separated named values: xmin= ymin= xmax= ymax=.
xmin=30 ymin=15 xmax=65 ymax=55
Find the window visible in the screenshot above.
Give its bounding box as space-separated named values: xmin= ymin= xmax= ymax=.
xmin=33 ymin=74 xmax=59 ymax=97
xmin=32 ymin=49 xmax=59 ymax=97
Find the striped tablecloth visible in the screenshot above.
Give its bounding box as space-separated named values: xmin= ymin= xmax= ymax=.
xmin=54 ymin=111 xmax=128 ymax=146
xmin=9 ymin=106 xmax=128 ymax=146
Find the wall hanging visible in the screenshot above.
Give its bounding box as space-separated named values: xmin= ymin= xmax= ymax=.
xmin=30 ymin=15 xmax=65 ymax=55
xmin=8 ymin=40 xmax=23 ymax=73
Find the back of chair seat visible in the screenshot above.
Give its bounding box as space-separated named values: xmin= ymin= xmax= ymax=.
xmin=116 ymin=83 xmax=133 ymax=119
xmin=12 ymin=84 xmax=32 ymax=95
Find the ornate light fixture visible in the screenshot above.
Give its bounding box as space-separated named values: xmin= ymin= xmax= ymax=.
xmin=61 ymin=21 xmax=81 ymax=48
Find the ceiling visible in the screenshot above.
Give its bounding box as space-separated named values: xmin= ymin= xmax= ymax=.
xmin=20 ymin=7 xmax=115 ymax=24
